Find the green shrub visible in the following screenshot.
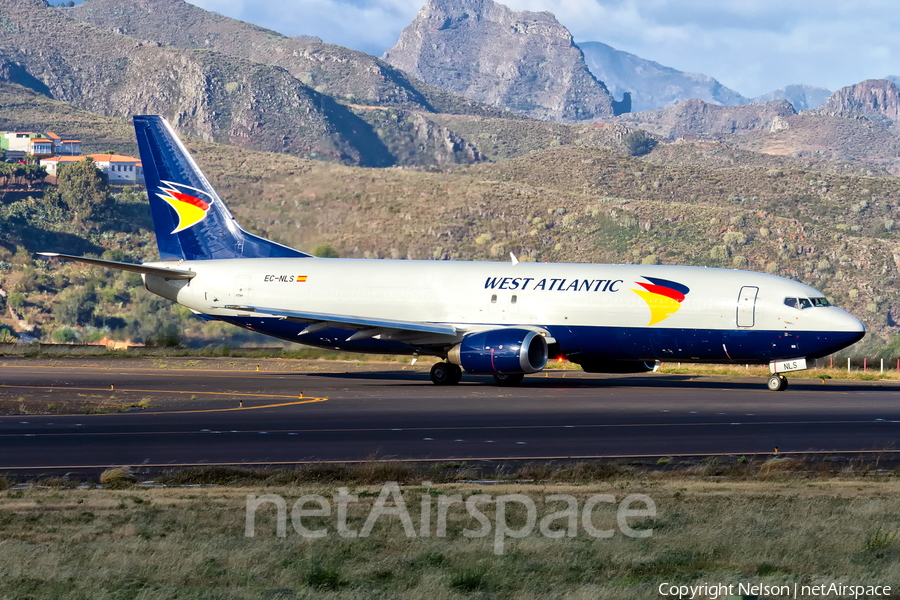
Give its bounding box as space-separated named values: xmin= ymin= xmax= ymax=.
xmin=305 ymin=562 xmax=345 ymax=590
xmin=623 ymin=129 xmax=657 ymax=157
xmin=313 ymin=244 xmax=339 ymax=258
xmin=450 ymin=564 xmax=491 ymax=592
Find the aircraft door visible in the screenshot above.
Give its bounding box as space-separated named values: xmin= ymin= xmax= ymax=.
xmin=235 ymin=275 xmax=250 ymax=302
xmin=736 ymin=286 xmax=758 ymax=327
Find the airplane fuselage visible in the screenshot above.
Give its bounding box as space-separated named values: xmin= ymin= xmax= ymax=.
xmin=145 ymin=258 xmax=864 ymax=366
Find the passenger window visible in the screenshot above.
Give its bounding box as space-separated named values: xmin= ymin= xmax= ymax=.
xmin=783 ymin=298 xmax=798 ymax=309
xmin=798 ymin=298 xmax=812 ymax=309
xmin=511 ymin=295 xmax=518 ymax=304
xmin=491 ymin=294 xmax=497 ymax=303
xmin=811 ymin=297 xmax=830 ymax=307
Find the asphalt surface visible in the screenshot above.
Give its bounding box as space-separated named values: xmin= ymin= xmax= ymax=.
xmin=2 ymin=358 xmax=900 ymax=471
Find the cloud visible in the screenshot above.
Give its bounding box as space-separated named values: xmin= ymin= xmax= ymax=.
xmin=188 ymin=0 xmax=900 ymax=97
xmin=190 ymin=0 xmax=423 ymax=55
xmin=505 ymin=0 xmax=900 ymax=96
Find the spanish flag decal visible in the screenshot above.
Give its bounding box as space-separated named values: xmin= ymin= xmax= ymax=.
xmin=632 ymin=277 xmax=690 ymax=326
xmin=296 ymin=276 xmax=308 ymax=282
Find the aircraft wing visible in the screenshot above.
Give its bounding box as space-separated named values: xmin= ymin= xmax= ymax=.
xmin=223 ymin=305 xmax=461 ymax=342
xmin=38 ymin=253 xmax=196 ymax=280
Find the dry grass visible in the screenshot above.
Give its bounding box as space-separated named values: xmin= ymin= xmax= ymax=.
xmin=658 ymin=362 xmax=900 ymax=381
xmin=99 ymin=467 xmax=136 ymax=488
xmin=1 ymin=473 xmax=898 ymax=599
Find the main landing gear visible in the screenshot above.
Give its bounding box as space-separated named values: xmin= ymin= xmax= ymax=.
xmin=429 ymin=363 xmax=527 ymax=386
xmin=493 ymin=373 xmax=525 ymax=386
xmin=767 ymin=374 xmax=788 ymax=392
xmin=430 ymin=362 xmax=462 ymax=385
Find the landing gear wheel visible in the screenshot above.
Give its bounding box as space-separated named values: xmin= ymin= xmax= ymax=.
xmin=493 ymin=373 xmax=525 ymax=386
xmin=431 ymin=362 xmax=462 ymax=386
xmin=448 ymin=363 xmax=463 ymax=385
xmin=767 ymin=374 xmax=788 ymax=391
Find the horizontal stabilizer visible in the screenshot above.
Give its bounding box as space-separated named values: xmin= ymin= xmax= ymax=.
xmin=38 ymin=253 xmax=196 ymax=280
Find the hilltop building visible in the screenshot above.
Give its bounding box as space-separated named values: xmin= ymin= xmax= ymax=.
xmin=1 ymin=131 xmax=82 ymax=160
xmin=40 ymin=154 xmax=143 ymax=185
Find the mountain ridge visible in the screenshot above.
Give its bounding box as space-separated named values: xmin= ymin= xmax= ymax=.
xmin=1 ymin=0 xmax=395 ymax=165
xmin=578 ymin=41 xmax=748 ymax=112
xmin=2 ymin=0 xmax=516 ymax=168
xmin=613 ymin=98 xmax=797 ymax=140
xmin=69 ymin=0 xmax=496 ymax=116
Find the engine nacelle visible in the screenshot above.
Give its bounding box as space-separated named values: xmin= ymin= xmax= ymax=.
xmin=576 ymin=359 xmax=656 ymax=374
xmin=448 ymin=328 xmax=548 ymax=374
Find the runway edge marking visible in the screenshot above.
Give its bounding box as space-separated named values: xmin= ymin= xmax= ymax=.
xmin=3 ymin=450 xmax=900 ymax=471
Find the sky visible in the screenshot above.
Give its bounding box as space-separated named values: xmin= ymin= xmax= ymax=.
xmin=93 ymin=0 xmax=900 ymax=97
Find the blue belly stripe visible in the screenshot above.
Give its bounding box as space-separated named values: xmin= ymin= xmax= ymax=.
xmin=215 ymin=316 xmax=863 ymax=364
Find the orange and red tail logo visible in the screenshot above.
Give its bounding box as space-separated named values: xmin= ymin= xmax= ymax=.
xmin=632 ymin=277 xmax=690 ymax=326
xmin=156 ymin=181 xmax=213 ymax=233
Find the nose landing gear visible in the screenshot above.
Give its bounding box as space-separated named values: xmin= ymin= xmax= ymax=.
xmin=767 ymin=374 xmax=788 ymax=391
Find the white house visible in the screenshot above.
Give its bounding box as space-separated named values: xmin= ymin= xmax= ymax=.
xmin=40 ymin=155 xmax=85 ymax=176
xmin=40 ymin=154 xmax=143 ymax=184
xmin=89 ymin=154 xmax=143 ymax=184
xmin=28 ymin=138 xmax=54 ymax=158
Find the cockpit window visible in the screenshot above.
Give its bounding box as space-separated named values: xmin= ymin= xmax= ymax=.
xmin=785 ymin=297 xmax=827 ymax=309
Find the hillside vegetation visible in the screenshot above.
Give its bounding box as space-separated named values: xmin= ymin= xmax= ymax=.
xmin=1 ymin=83 xmax=899 ymax=354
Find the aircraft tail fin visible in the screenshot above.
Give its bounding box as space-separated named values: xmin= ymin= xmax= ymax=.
xmin=133 ymin=115 xmax=310 ymax=261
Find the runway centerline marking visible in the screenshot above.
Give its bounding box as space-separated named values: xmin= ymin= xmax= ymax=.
xmin=0 ymin=417 xmax=891 ymax=436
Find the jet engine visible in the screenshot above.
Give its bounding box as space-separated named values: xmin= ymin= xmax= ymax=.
xmin=448 ymin=328 xmax=548 ymax=374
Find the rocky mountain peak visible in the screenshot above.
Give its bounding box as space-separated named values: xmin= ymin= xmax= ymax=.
xmin=383 ymin=0 xmax=621 ymax=123
xmin=819 ymin=79 xmax=900 ymax=122
xmin=414 ymin=0 xmax=570 ymax=40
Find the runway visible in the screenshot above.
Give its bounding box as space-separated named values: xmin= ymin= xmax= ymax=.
xmin=2 ymin=358 xmax=900 ymax=471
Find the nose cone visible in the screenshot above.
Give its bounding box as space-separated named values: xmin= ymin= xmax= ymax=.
xmin=834 ymin=308 xmax=866 ymax=335
xmin=817 ymin=308 xmax=865 ymax=355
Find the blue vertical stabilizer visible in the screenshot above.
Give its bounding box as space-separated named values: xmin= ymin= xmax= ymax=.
xmin=133 ymin=115 xmax=310 ymax=261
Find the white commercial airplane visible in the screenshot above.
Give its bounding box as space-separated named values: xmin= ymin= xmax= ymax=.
xmin=41 ymin=116 xmax=865 ymax=390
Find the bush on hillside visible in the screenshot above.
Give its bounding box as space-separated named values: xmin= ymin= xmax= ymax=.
xmin=623 ymin=129 xmax=657 ymax=157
